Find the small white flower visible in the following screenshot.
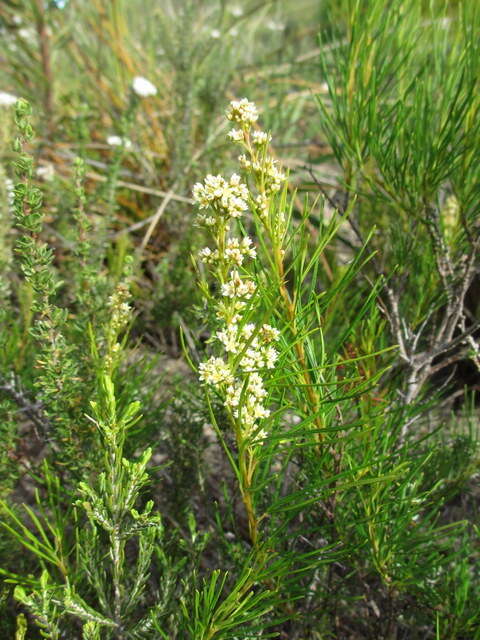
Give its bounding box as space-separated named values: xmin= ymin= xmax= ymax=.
xmin=229 ymin=6 xmax=243 ymax=17
xmin=199 ymin=247 xmax=217 ymax=263
xmin=241 ymin=324 xmax=256 ymax=340
xmin=252 ymin=131 xmax=272 ymax=146
xmin=225 ymin=384 xmax=241 ymax=409
xmin=132 ymin=76 xmax=157 ymax=98
xmin=227 ymin=128 xmax=244 ymax=142
xmin=253 ymin=405 xmax=270 ymax=420
xmin=254 ymin=428 xmax=268 ymax=442
xmin=210 ymin=28 xmax=221 ymax=39
xmin=0 ymin=91 xmax=18 ymax=107
xmin=263 ymin=346 xmax=279 ymax=369
xmin=248 ymin=373 xmax=267 ymax=399
xmin=227 ymin=98 xmax=259 ymax=126
xmin=5 ymin=178 xmax=14 ymax=209
xmin=255 ymin=194 xmax=269 ymax=217
xmin=107 ymin=135 xmax=133 ymax=150
xmin=223 ymin=236 xmax=256 ymax=266
xmin=221 ymin=271 xmax=256 ymax=299
xmin=217 ymin=325 xmax=239 ymax=353
xmin=260 ymin=324 xmax=280 ymax=343
xmin=36 ymin=164 xmax=55 ymax=182
xmin=224 ymin=246 xmax=242 ymax=266
xmin=199 ymin=357 xmax=233 ymax=386
xmin=240 ymin=237 xmax=257 ymax=259
xmin=107 ymin=135 xmax=122 ymax=147
xmin=18 ymin=27 xmax=35 ymax=41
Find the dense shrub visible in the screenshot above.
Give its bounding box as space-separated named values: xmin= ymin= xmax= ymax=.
xmin=0 ymin=1 xmax=478 ymax=638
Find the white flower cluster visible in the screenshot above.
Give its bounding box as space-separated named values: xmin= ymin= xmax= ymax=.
xmin=197 ymin=233 xmax=279 ymax=439
xmin=224 ymin=321 xmax=279 ymax=432
xmin=224 ymin=99 xmax=285 ymax=223
xmin=227 ymin=98 xmax=259 ymax=126
xmin=252 ymin=131 xmax=272 ymax=145
xmin=227 ymin=128 xmax=244 ymax=142
xmin=193 ymin=173 xmax=249 ymax=222
xmin=194 ymin=98 xmax=283 ymax=443
xmin=199 ymin=357 xmax=234 ymax=386
xmin=227 ymin=129 xmax=272 ymax=147
xmin=221 ymin=270 xmax=256 ymax=299
xmin=199 ymin=236 xmax=256 ymax=267
xmin=225 ymin=236 xmax=256 ymax=264
xmin=217 ymin=323 xmax=279 ymax=367
xmin=200 ymin=320 xmax=280 ymax=437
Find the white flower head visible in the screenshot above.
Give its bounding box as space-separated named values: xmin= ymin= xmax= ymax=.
xmin=132 ymin=76 xmax=157 ymax=98
xmin=193 ymin=173 xmax=249 ymax=220
xmin=210 ymin=28 xmax=221 ymax=39
xmin=255 ymin=194 xmax=269 ymax=218
xmin=229 ymin=6 xmax=243 ymax=17
xmin=252 ymin=131 xmax=272 ymax=146
xmin=217 ymin=325 xmax=240 ymax=353
xmin=227 ymin=128 xmax=244 ymax=142
xmin=263 ymin=346 xmax=279 ymax=369
xmin=221 ymin=271 xmax=256 ymax=299
xmin=0 ymin=92 xmax=18 ymax=107
xmin=107 ymin=135 xmax=133 ymax=150
xmin=227 ymin=98 xmax=259 ymax=127
xmin=223 ymin=236 xmax=257 ymax=266
xmin=199 ymin=246 xmax=218 ymax=264
xmin=199 ymin=357 xmax=233 ymax=386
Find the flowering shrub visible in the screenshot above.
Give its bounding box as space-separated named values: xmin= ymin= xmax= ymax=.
xmin=0 ymin=2 xmax=479 ymax=639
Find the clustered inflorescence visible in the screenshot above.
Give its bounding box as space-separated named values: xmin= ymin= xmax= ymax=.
xmin=105 ymin=280 xmax=132 ymax=371
xmin=193 ymin=99 xmax=285 ymax=443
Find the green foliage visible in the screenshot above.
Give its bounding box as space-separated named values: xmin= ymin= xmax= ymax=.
xmin=0 ymin=1 xmax=478 ymax=639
